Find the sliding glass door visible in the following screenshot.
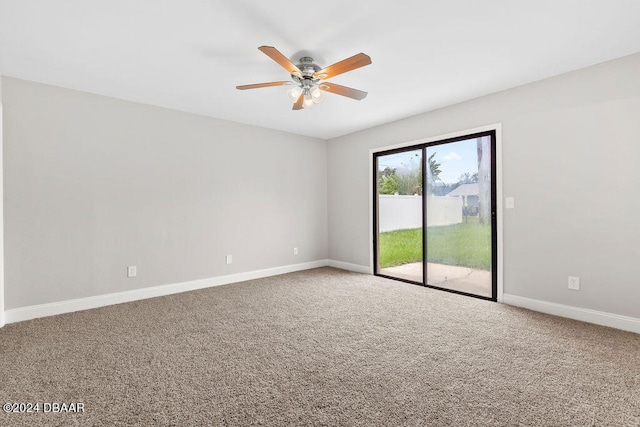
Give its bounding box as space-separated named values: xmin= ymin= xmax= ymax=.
xmin=374 ymin=149 xmax=423 ymax=283
xmin=374 ymin=131 xmax=497 ymax=300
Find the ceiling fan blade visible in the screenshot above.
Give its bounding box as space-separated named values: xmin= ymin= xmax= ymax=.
xmin=258 ymin=46 xmax=302 ymax=76
xmin=320 ymin=82 xmax=368 ymax=100
xmin=236 ymin=81 xmax=291 ymax=90
xmin=316 ymin=53 xmax=371 ymax=79
xmin=292 ymin=93 xmax=304 ymax=110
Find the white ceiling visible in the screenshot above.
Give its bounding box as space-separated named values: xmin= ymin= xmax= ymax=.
xmin=1 ymin=1 xmax=640 ymax=140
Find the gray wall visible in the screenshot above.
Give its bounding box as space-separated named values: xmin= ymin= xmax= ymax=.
xmin=3 ymin=77 xmax=327 ymax=309
xmin=0 ymin=79 xmax=4 ymax=325
xmin=4 ymin=53 xmax=640 ymax=321
xmin=328 ymin=52 xmax=640 ymax=319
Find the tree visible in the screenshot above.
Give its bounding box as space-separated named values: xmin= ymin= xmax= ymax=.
xmin=379 ymin=174 xmax=399 ymax=194
xmin=379 ymin=166 xmax=396 ymax=179
xmin=395 ymin=172 xmax=421 ymax=195
xmin=457 ymin=172 xmax=478 ymax=185
xmin=428 ymin=152 xmax=442 ymax=183
xmin=378 ymin=152 xmax=426 ymax=196
xmin=378 ymin=166 xmax=398 ymax=194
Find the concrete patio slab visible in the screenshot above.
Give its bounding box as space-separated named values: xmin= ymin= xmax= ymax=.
xmin=380 ymin=262 xmax=492 ymax=298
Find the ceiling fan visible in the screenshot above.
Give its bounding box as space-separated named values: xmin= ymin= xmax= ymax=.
xmin=236 ymin=46 xmax=372 ymax=110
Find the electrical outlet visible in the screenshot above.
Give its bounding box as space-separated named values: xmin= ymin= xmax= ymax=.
xmin=127 ymin=266 xmax=137 ymax=278
xmin=293 ymin=247 xmax=299 ymax=255
xmin=568 ymin=276 xmax=580 ymax=291
xmin=225 ymin=255 xmax=233 ymax=265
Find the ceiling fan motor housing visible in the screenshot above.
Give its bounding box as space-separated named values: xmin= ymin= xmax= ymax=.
xmin=297 ymin=57 xmax=321 ymax=76
xmin=291 ymin=57 xmax=323 ymax=92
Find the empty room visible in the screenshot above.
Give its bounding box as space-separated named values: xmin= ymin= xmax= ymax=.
xmin=1 ymin=1 xmax=639 ymax=425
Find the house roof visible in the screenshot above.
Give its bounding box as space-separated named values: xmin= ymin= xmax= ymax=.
xmin=447 ymin=183 xmax=478 ymax=197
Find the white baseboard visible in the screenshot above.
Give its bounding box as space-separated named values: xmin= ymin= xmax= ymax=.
xmin=11 ymin=265 xmax=635 ymax=336
xmin=327 ymin=259 xmax=372 ymax=274
xmin=503 ymin=293 xmax=640 ymax=335
xmin=4 ymin=260 xmax=329 ymax=324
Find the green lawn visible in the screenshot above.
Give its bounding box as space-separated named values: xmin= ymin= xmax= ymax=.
xmin=379 ymin=218 xmax=491 ymax=270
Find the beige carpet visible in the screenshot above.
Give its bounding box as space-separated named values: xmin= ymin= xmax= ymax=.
xmin=1 ymin=267 xmax=638 ymax=426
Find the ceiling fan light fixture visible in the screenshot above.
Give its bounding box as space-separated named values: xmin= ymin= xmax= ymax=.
xmin=311 ymin=86 xmax=325 ymax=104
xmin=302 ymin=91 xmax=315 ymax=109
xmin=286 ymin=87 xmax=302 ymax=102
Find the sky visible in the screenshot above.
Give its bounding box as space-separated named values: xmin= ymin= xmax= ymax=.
xmin=377 ymin=138 xmax=479 ymax=184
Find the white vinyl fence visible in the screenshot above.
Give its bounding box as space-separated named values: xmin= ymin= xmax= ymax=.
xmin=378 ymin=194 xmax=463 ymax=232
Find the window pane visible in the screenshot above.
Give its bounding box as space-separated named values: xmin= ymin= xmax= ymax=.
xmin=376 ymin=149 xmax=423 ymax=283
xmin=425 ymin=136 xmax=492 ymax=297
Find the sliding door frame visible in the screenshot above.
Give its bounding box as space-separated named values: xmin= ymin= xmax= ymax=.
xmin=370 ymin=124 xmax=503 ymax=302
xmin=372 ymin=146 xmax=425 ymax=286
